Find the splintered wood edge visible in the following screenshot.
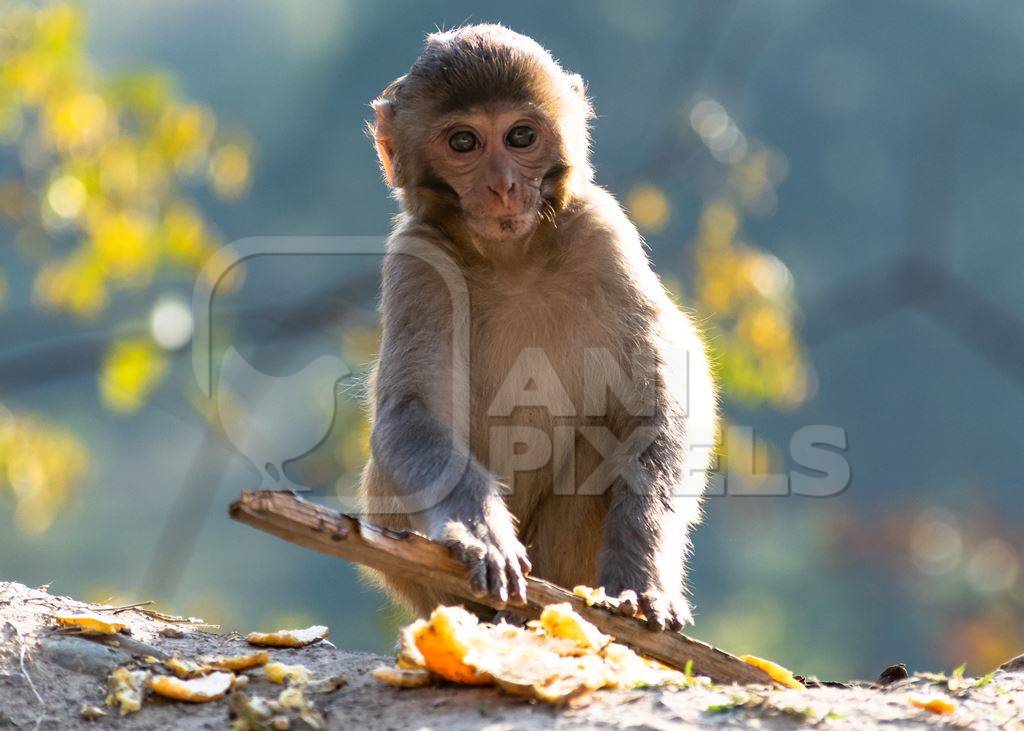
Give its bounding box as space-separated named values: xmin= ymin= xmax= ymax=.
xmin=229 ymin=490 xmax=774 ymax=686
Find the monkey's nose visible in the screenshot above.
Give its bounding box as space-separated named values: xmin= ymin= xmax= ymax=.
xmin=488 ymin=181 xmax=515 ymax=208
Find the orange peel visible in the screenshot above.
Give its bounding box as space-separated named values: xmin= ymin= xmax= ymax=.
xmin=105 ymin=666 xmax=149 ymax=716
xmin=391 ymin=603 xmax=691 ymax=703
xmin=371 ymin=665 xmax=432 ymax=688
xmin=264 ymin=662 xmax=312 ymax=685
xmin=246 ymin=625 xmax=329 ymax=647
xmin=163 ymin=655 xmax=208 ymax=678
xmin=539 ymin=603 xmax=609 ymax=649
xmin=149 ymin=672 xmax=233 ymax=703
xmin=572 ymin=585 xmax=610 ymax=606
xmin=56 ymin=611 xmax=127 ymax=635
xmin=413 ymin=606 xmax=491 ymax=685
xmin=739 ymin=655 xmax=804 ymax=689
xmin=909 ymin=695 xmax=957 ymax=715
xmin=202 ymin=651 xmax=269 ymax=672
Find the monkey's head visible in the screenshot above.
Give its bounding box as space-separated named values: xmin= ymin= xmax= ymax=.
xmin=370 ymin=25 xmax=594 ymax=250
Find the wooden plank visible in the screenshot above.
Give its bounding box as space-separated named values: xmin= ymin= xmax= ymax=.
xmin=229 ymin=490 xmax=773 ymax=686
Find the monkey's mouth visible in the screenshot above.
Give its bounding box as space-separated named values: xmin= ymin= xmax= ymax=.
xmin=468 ymin=212 xmax=538 ymax=242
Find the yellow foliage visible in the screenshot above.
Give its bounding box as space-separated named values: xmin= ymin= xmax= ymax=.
xmin=89 ymin=210 xmax=156 ymax=281
xmin=162 ymin=203 xmax=211 ymax=266
xmin=99 ymin=338 xmax=168 ymax=413
xmin=0 ymin=3 xmax=253 ymax=532
xmin=690 ymin=195 xmax=808 ymax=409
xmin=0 ymin=0 xmax=249 ymax=330
xmin=627 ymin=183 xmax=671 ymax=234
xmin=44 ymin=92 xmax=110 ymax=150
xmin=0 ymin=406 xmax=88 ymax=534
xmin=208 ymin=141 xmax=252 ymax=199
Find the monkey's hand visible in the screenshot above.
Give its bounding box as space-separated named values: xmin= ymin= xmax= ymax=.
xmin=433 ymin=502 xmax=531 ymax=607
xmin=602 ymin=582 xmax=693 ymax=632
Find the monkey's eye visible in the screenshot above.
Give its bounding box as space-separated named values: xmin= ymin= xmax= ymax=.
xmin=448 ymin=131 xmax=478 ymax=153
xmin=506 ymin=125 xmax=536 ymax=148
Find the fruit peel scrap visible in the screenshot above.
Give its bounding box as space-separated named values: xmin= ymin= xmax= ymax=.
xmin=149 ymin=672 xmax=234 ymax=703
xmin=539 ymin=603 xmax=610 ymax=650
xmin=105 ymin=666 xmax=150 ymax=716
xmin=264 ymin=662 xmax=312 ymax=685
xmin=202 ymin=651 xmax=270 ymax=672
xmin=909 ymin=695 xmax=958 ymax=715
xmin=377 ymin=603 xmax=691 ymax=703
xmin=413 ymin=606 xmax=491 ymax=685
xmin=246 ymin=625 xmax=329 ymax=647
xmin=739 ymin=655 xmax=804 ymax=689
xmin=396 ymin=619 xmax=427 ymax=669
xmin=372 ymin=665 xmax=433 ymax=688
xmin=56 ymin=611 xmax=127 ymax=635
xmin=164 ymin=655 xmax=209 ymax=678
xmin=573 ymin=585 xmax=610 ymax=607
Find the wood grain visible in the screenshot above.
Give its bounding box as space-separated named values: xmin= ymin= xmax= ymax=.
xmin=229 ymin=490 xmax=773 ymax=686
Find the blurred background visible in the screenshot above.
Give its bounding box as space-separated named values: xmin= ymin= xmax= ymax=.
xmin=2 ymin=0 xmax=1023 ymax=681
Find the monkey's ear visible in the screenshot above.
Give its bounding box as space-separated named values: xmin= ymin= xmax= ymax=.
xmin=370 ymin=97 xmax=398 ymax=187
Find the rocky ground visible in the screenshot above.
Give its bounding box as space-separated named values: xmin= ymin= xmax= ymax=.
xmin=1 ymin=580 xmax=1022 ymax=730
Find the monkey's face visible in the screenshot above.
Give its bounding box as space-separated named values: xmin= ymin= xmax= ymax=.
xmin=429 ymin=106 xmax=558 ymax=243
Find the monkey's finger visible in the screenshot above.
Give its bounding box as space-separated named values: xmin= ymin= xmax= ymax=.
xmin=447 ymin=540 xmax=488 ymax=597
xmin=507 ymin=562 xmax=527 ymax=606
xmin=666 ymin=611 xmax=683 ymax=632
xmin=485 ymin=550 xmax=510 ymax=606
xmin=468 ymin=558 xmax=490 ymax=598
xmin=668 ymin=598 xmax=693 ymax=630
xmin=616 ymin=590 xmax=639 ymax=617
xmin=639 ymin=593 xmax=668 ymax=632
xmin=517 ymin=553 xmax=532 ymax=576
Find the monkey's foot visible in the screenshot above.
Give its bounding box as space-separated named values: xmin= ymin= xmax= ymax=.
xmin=613 ymin=589 xmax=693 ymax=632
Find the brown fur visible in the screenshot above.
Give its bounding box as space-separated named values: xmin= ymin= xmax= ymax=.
xmin=359 ymin=25 xmax=716 ymax=629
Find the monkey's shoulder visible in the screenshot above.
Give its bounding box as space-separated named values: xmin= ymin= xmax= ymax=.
xmin=379 ymin=220 xmax=465 ymax=295
xmin=549 ymin=186 xmax=648 ymax=272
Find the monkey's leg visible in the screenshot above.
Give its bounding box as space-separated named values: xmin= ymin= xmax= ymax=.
xmin=518 ymin=494 xmax=607 ymax=590
xmin=358 ymin=566 xmax=481 ymax=618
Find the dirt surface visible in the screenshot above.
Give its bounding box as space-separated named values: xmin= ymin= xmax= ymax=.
xmin=1 ymin=581 xmax=1023 ymax=730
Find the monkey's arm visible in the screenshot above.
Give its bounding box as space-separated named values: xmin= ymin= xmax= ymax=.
xmin=596 ymin=423 xmax=700 ymax=631
xmin=589 ymin=216 xmax=716 ymax=631
xmin=368 ymin=244 xmax=530 ymax=605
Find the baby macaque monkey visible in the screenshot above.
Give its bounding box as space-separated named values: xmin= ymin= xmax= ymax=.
xmin=360 ymin=24 xmax=717 ymax=631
